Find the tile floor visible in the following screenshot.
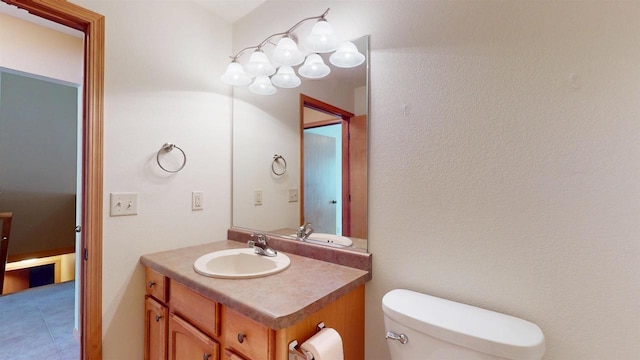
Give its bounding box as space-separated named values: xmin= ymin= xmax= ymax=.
xmin=0 ymin=281 xmax=79 ymax=360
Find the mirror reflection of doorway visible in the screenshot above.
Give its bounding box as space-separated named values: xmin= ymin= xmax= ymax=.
xmin=304 ymin=123 xmax=341 ymax=234
xmin=301 ymin=94 xmax=368 ymax=239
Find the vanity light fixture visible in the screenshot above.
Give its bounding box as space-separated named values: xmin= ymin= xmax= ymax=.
xmin=220 ymin=8 xmax=365 ymax=95
xmin=271 ymin=37 xmax=305 ymax=66
xmin=271 ymin=66 xmax=302 ymax=88
xmin=304 ymin=19 xmax=338 ymax=53
xmin=220 ymin=62 xmax=252 ymax=86
xmin=245 ymin=50 xmax=276 ymax=76
xmin=298 ymin=53 xmax=330 ymax=79
xmin=248 ymin=75 xmax=277 ymax=95
xmin=330 ymin=41 xmax=366 ymax=68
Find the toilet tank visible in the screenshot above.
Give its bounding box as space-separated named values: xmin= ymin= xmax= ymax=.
xmin=382 ymin=289 xmax=545 ymax=360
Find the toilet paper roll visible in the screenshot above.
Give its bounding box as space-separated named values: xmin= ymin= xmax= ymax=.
xmin=300 ymin=328 xmax=344 ymax=360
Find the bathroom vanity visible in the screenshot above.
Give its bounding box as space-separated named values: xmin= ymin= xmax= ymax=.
xmin=140 ymin=232 xmax=372 ymax=360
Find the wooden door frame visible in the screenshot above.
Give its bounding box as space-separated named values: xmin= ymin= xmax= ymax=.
xmin=300 ymin=94 xmax=354 ymax=236
xmin=2 ymin=0 xmax=104 ymax=358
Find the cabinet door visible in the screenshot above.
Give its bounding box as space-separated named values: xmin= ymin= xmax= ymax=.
xmin=145 ymin=297 xmax=168 ymax=360
xmin=169 ymin=313 xmax=219 ymax=360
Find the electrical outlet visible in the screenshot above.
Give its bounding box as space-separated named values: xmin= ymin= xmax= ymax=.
xmin=254 ymin=189 xmax=263 ymax=206
xmin=110 ymin=192 xmax=138 ymax=216
xmin=288 ymin=188 xmax=298 ymax=202
xmin=192 ymin=191 xmax=203 ymax=210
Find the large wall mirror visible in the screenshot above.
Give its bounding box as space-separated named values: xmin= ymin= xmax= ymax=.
xmin=232 ymin=35 xmax=369 ymax=252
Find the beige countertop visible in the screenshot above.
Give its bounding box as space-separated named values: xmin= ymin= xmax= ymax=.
xmin=140 ymin=240 xmax=371 ymax=330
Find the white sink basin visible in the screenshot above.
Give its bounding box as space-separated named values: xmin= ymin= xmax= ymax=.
xmin=193 ymin=248 xmax=290 ymax=279
xmin=305 ymin=233 xmax=353 ymax=247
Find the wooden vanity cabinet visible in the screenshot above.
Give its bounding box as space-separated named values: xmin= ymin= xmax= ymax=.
xmin=144 ymin=266 xmax=365 ymax=360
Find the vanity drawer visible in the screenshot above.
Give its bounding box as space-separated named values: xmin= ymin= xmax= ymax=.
xmin=170 ymin=279 xmax=220 ymax=338
xmin=223 ymin=306 xmax=274 ymax=360
xmin=145 ymin=268 xmax=168 ymax=303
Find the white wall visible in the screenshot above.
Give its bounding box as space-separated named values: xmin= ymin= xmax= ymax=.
xmin=366 ymin=1 xmax=640 ymax=359
xmin=0 ymin=13 xmax=83 ymax=84
xmin=235 ymin=1 xmax=640 ymax=359
xmin=70 ymin=1 xmax=232 ymax=358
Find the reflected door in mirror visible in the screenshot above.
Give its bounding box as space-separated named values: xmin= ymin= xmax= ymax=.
xmin=304 ymin=129 xmax=339 ymax=234
xmin=349 ymin=115 xmax=367 ymax=239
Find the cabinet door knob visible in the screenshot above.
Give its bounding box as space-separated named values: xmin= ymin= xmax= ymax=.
xmin=147 ymin=281 xmax=156 ymax=288
xmin=154 ymin=315 xmax=163 ymax=322
xmin=202 ymin=353 xmax=210 ymax=360
xmin=237 ymin=333 xmax=246 ymax=344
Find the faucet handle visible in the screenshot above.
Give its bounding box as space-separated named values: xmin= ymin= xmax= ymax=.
xmin=303 ymin=223 xmax=313 ymax=237
xmin=297 ymin=222 xmax=311 ymax=233
xmin=250 ymin=233 xmax=267 ymax=244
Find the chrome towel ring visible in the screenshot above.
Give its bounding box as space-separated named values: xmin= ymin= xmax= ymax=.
xmin=157 ymin=143 xmax=186 ymax=173
xmin=272 ymin=154 xmax=287 ymax=176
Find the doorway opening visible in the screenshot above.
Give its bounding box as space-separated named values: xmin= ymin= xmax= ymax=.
xmin=300 ymin=95 xmax=353 ymax=236
xmin=0 ymin=69 xmax=81 ymax=294
xmin=0 ymin=1 xmax=105 ymax=359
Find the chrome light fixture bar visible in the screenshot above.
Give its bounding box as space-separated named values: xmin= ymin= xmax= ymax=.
xmin=221 ymin=8 xmax=365 ymax=95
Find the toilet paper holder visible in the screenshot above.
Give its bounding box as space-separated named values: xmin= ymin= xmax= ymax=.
xmin=288 ymin=322 xmax=326 ymax=360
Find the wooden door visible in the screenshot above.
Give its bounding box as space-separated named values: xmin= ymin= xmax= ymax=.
xmin=349 ymin=115 xmax=368 ymax=239
xmin=169 ymin=313 xmax=219 ymax=360
xmin=304 ymin=132 xmax=338 ymax=234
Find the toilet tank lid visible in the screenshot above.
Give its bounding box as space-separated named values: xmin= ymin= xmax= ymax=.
xmin=382 ymin=289 xmax=545 ymax=360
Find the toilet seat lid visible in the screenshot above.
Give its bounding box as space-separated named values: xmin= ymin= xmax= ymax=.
xmin=382 ymin=289 xmax=545 ymax=360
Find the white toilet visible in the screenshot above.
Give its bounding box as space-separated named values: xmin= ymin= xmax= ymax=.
xmin=382 ymin=289 xmax=545 ymax=360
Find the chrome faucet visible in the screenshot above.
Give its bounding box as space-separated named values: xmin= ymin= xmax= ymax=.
xmin=247 ymin=233 xmax=277 ymax=257
xmin=296 ymin=222 xmax=314 ymax=242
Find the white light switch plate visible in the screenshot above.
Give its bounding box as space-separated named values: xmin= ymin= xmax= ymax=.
xmin=288 ymin=188 xmax=298 ymax=202
xmin=192 ymin=191 xmax=203 ymax=210
xmin=110 ymin=192 xmax=138 ymax=216
xmin=254 ymin=189 xmax=263 ymax=206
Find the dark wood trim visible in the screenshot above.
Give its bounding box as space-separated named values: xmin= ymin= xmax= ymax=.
xmin=2 ymin=1 xmax=104 ymax=359
xmin=302 ymin=95 xmax=354 ymax=119
xmin=303 ymin=118 xmax=342 ymax=129
xmin=340 ymin=120 xmax=351 ymax=237
xmin=299 ymin=95 xmax=305 ymax=226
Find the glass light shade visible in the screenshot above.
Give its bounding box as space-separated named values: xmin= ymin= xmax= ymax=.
xmin=271 ymin=66 xmax=301 ymax=88
xmin=329 ymin=41 xmax=365 ymax=68
xmin=298 ymin=54 xmax=330 ymax=79
xmin=249 ymin=76 xmax=277 ymax=95
xmin=304 ymin=20 xmax=337 ymax=53
xmin=245 ymin=51 xmax=276 ymax=76
xmin=220 ymin=62 xmax=251 ymax=85
xmin=271 ymin=37 xmax=304 ymax=66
